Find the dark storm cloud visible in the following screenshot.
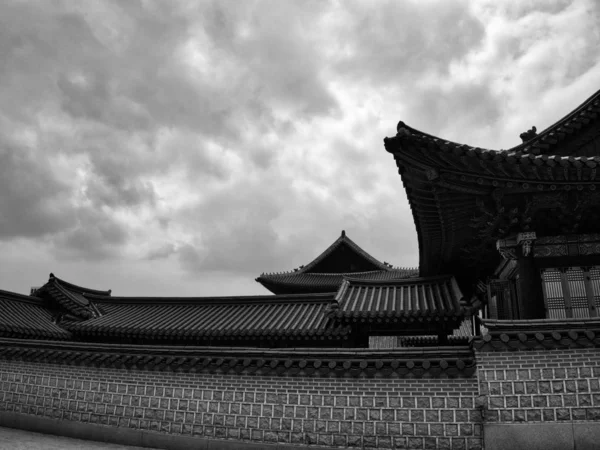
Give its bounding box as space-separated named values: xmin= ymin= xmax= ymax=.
xmin=0 ymin=0 xmax=340 ymax=260
xmin=176 ymin=174 xmax=296 ymax=273
xmin=52 ymin=208 xmax=129 ymax=260
xmin=84 ymin=147 xmax=157 ymax=209
xmin=195 ymin=0 xmax=339 ymax=118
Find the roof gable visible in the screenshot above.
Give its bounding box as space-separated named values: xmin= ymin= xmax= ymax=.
xmin=301 ymin=230 xmax=389 ymax=274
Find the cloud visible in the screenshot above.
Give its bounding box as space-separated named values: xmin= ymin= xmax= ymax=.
xmin=0 ymin=138 xmax=74 ymax=239
xmin=145 ymin=243 xmax=177 ymax=261
xmin=331 ymin=0 xmax=485 ymax=87
xmin=0 ymin=0 xmax=598 ymax=296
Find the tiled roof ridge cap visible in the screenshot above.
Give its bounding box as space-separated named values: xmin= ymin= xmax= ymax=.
xmin=509 ymin=87 xmax=600 ymax=153
xmin=483 ymin=317 xmax=600 ymax=327
xmin=342 ymin=273 xmax=454 ymax=285
xmin=390 ymin=121 xmax=501 ymax=153
xmin=89 ymin=292 xmax=338 ymax=305
xmin=49 ymin=273 xmax=111 ymax=296
xmin=0 ymin=289 xmax=45 ymax=305
xmin=258 ymin=268 xmax=414 ymax=278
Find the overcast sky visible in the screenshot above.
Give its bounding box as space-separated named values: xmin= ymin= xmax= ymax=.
xmin=1 ymin=0 xmax=599 ymax=296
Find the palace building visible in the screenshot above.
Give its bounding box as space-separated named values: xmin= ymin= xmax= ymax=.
xmin=2 ymin=89 xmax=600 ymax=450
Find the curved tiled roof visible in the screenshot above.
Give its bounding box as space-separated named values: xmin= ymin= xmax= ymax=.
xmin=46 ymin=273 xmax=111 ymax=296
xmin=383 ymin=88 xmax=600 ymax=281
xmin=257 ymin=268 xmax=418 ymax=294
xmin=388 ymin=120 xmax=600 ymax=182
xmin=398 ymin=317 xmax=474 ymax=347
xmin=0 ymin=290 xmax=71 ymax=340
xmin=66 ymin=293 xmax=351 ymax=341
xmin=330 ymin=275 xmax=466 ymax=323
xmin=36 ymin=274 xmax=107 ymax=320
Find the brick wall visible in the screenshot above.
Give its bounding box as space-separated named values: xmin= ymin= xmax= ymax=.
xmin=0 ymin=360 xmax=481 ymax=449
xmin=477 ymin=349 xmax=600 ymax=424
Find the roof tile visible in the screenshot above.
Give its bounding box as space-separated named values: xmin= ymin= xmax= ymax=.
xmin=257 ymin=268 xmax=418 ymax=293
xmin=67 ymin=294 xmax=350 ymax=341
xmin=331 ymin=275 xmax=466 ymax=322
xmin=0 ymin=290 xmax=71 ymax=340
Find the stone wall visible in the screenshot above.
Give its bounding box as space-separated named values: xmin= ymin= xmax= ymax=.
xmin=473 ymin=319 xmax=600 ymax=450
xmin=0 ymin=359 xmax=481 ymax=449
xmin=477 ymin=349 xmax=600 ymax=424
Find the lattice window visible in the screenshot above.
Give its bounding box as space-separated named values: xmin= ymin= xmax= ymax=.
xmin=541 ymin=266 xmax=600 ymax=319
xmin=591 ymin=267 xmax=600 ymax=309
xmin=568 ymin=268 xmax=589 ymax=318
xmin=541 ymin=268 xmax=566 ymax=319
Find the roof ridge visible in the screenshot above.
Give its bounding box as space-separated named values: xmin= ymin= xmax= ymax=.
xmin=48 ymin=273 xmax=112 ymax=296
xmin=391 ymin=121 xmax=499 ymax=154
xmin=90 ymin=292 xmax=337 ymax=305
xmin=261 ymin=269 xmax=399 ymax=278
xmin=342 ymin=274 xmax=454 ymax=285
xmin=511 ymin=87 xmax=600 ymax=154
xmin=0 ymin=289 xmax=45 ymax=305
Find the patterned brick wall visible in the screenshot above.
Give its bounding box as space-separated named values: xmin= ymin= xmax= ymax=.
xmin=0 ymin=360 xmax=481 ymax=449
xmin=477 ymin=349 xmax=600 ymax=424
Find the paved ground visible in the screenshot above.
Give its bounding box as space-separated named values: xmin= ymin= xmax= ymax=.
xmin=0 ymin=427 xmax=151 ymax=450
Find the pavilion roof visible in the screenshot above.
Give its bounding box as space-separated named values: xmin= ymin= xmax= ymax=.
xmin=0 ymin=289 xmax=71 ymax=340
xmin=256 ymin=268 xmax=417 ymax=294
xmin=383 ymin=88 xmax=600 ymax=286
xmin=257 ymin=230 xmax=417 ymax=294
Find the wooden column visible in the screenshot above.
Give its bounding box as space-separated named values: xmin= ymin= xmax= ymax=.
xmin=582 ymin=267 xmax=598 ymax=317
xmin=516 ymin=256 xmax=546 ymax=319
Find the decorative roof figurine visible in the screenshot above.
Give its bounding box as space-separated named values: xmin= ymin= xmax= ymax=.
xmin=519 ymin=126 xmax=537 ymax=142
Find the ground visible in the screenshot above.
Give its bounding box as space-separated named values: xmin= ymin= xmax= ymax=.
xmin=0 ymin=427 xmax=152 ymax=450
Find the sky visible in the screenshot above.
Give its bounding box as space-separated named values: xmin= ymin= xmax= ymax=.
xmin=1 ymin=0 xmax=600 ymax=297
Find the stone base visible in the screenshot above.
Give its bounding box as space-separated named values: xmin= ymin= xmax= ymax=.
xmin=485 ymin=422 xmax=600 ymax=450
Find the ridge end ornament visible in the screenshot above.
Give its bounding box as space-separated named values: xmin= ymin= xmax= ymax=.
xmin=520 ymin=126 xmax=537 ymax=143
